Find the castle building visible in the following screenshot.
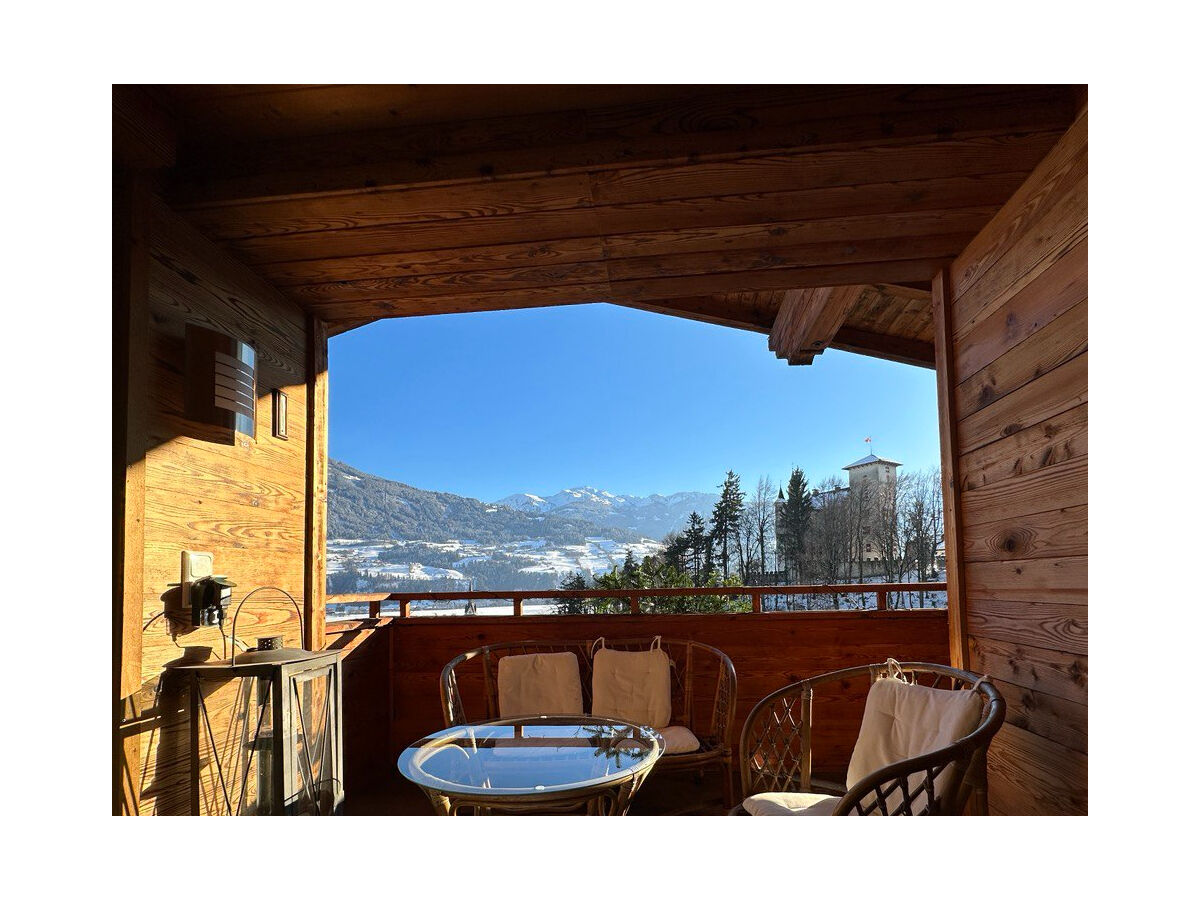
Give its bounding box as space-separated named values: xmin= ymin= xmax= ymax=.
xmin=776 ymin=451 xmax=903 ymax=572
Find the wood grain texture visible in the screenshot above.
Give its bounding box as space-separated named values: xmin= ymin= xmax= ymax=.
xmin=961 ymin=504 xmax=1086 ymax=563
xmin=986 ymin=724 xmax=1087 ymax=816
xmin=769 ymin=286 xmax=864 ymax=365
xmin=305 ymin=315 xmax=329 ymax=653
xmin=932 ymin=270 xmax=969 ymax=669
xmin=989 ymin=678 xmax=1086 ymax=754
xmin=966 ymin=598 xmax=1086 ymax=656
xmin=956 ymin=295 xmax=1087 ymax=419
xmin=965 ymin=558 xmax=1087 ymax=606
xmin=956 ymin=352 xmax=1087 ymax=456
xmin=129 ymin=201 xmax=320 ymax=815
xmin=944 ymin=109 xmax=1087 ymax=815
xmin=115 ymin=172 xmax=150 ymax=815
xmin=168 ymin=85 xmax=1076 ymax=204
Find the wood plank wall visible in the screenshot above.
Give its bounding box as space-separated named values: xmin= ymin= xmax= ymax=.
xmin=938 ymin=110 xmax=1087 ymax=815
xmin=384 ymin=611 xmax=951 ymax=793
xmin=118 ymin=196 xmax=326 ymax=814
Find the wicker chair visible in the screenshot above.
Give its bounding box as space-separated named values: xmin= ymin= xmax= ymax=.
xmin=440 ymin=638 xmax=737 ymax=806
xmin=735 ymin=661 xmax=1005 ymax=815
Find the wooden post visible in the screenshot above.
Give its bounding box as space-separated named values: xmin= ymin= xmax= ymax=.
xmin=513 ymin=597 xmax=523 ymax=617
xmin=629 ymin=595 xmax=640 ymax=615
xmin=751 ymin=590 xmax=762 ymax=614
xmin=932 ymin=269 xmax=970 ymax=669
xmin=304 ymin=315 xmax=329 ymax=652
xmin=875 ymin=590 xmax=887 ymax=611
xmin=115 ymin=171 xmax=149 ymax=816
xmin=368 ymin=599 xmax=381 ymax=619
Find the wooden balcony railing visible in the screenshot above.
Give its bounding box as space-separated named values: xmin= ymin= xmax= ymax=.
xmin=328 ymin=582 xmax=948 ymax=619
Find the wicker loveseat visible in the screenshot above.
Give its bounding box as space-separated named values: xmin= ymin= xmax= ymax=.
xmin=440 ymin=638 xmax=737 ymax=806
xmin=735 ymin=661 xmax=1005 ymax=815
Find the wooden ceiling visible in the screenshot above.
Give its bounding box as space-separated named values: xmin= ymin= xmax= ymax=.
xmin=125 ymin=84 xmax=1081 ymax=366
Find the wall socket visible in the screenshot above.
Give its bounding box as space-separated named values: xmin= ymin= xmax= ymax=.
xmin=180 ymin=550 xmax=214 ymax=609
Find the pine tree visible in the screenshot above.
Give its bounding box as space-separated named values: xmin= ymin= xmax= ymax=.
xmin=621 ymin=549 xmax=639 ymax=585
xmin=709 ymin=470 xmax=745 ymax=578
xmin=683 ymin=511 xmax=709 ymax=586
xmin=779 ymin=467 xmax=814 ymax=580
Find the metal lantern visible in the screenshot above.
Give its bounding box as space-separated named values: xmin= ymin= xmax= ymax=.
xmin=176 ymin=590 xmax=344 ymax=815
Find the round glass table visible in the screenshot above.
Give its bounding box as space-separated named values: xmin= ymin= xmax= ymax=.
xmin=398 ymin=715 xmax=664 ymax=815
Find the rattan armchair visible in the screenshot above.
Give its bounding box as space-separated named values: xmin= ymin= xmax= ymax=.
xmin=736 ymin=661 xmax=1005 ymax=815
xmin=440 ymin=638 xmax=737 ymax=806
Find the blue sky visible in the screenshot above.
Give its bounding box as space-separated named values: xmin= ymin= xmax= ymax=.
xmin=328 ymin=304 xmax=941 ymax=500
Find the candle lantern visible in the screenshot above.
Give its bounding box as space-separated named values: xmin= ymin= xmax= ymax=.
xmin=176 ymin=590 xmax=344 ymax=815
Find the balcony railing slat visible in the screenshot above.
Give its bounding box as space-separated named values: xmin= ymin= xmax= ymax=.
xmin=327 ymin=582 xmax=947 ymax=620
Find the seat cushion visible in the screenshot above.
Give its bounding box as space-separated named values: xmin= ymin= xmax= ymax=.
xmin=743 ymin=792 xmax=841 ymax=816
xmin=846 ymin=676 xmax=984 ymax=813
xmin=496 ymin=652 xmax=584 ymax=718
xmin=591 ymin=643 xmax=671 ymax=727
xmin=659 ymin=724 xmax=700 ymax=755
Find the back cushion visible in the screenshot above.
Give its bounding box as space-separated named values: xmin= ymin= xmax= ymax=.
xmin=591 ymin=645 xmax=671 ymax=728
xmin=846 ymin=677 xmax=984 ymax=813
xmin=496 ymin=652 xmax=584 ymax=718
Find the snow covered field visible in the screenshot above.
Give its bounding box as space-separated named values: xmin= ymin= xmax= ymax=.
xmin=327 ymin=535 xmax=663 ymax=586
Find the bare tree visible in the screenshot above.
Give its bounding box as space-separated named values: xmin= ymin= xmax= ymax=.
xmin=806 ymin=477 xmax=852 ymax=608
xmin=873 ymin=473 xmax=906 ymax=590
xmin=744 ymin=476 xmax=775 ymax=578
xmin=901 ymin=467 xmax=944 ymax=607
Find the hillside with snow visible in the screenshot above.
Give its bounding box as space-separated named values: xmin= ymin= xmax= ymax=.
xmin=326 ymin=460 xmax=665 ymax=594
xmin=496 ymin=485 xmax=718 ymax=539
xmin=328 ymin=460 xmax=639 ymax=545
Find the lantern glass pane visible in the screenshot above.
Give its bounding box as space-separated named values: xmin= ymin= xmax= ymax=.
xmin=235 ymin=676 xmax=276 ymax=815
xmin=289 ymin=667 xmax=335 ymax=814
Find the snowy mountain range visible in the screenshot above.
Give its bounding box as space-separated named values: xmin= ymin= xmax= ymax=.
xmin=497 ymin=486 xmax=719 ymax=539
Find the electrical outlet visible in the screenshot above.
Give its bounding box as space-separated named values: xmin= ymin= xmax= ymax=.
xmin=181 ymin=550 xmax=214 ymax=609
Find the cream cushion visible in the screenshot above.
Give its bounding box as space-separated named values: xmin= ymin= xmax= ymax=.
xmin=659 ymin=724 xmax=700 ymax=755
xmin=845 ymin=676 xmax=984 ymax=814
xmin=742 ymin=792 xmax=841 ymax=816
xmin=496 ymin=652 xmax=584 ymax=718
xmin=591 ymin=644 xmax=671 ymax=728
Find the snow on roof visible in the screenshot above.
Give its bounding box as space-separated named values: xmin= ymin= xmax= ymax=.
xmin=843 ymin=453 xmax=902 ymax=470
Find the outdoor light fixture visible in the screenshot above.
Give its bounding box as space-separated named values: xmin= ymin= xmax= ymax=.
xmin=176 ymin=588 xmax=344 ymax=815
xmin=271 ymin=389 xmax=289 ymax=440
xmin=185 ymin=323 xmax=257 ymax=439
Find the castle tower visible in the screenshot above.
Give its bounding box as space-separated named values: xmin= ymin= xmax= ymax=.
xmin=842 ymin=450 xmax=901 ymax=563
xmin=842 ymin=452 xmax=902 ymax=492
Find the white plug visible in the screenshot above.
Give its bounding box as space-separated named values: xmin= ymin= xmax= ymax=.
xmin=181 ymin=550 xmax=214 ymax=609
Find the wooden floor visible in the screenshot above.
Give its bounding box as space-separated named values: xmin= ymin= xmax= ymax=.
xmin=346 ymin=769 xmax=730 ymax=816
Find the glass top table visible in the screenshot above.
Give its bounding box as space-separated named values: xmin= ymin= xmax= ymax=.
xmin=398 ymin=716 xmax=665 ymax=815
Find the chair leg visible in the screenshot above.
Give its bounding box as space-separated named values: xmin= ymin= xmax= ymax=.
xmin=722 ymin=759 xmax=735 ymax=810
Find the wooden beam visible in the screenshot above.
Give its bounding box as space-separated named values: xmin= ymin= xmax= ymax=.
xmin=297 ymin=257 xmax=951 ymax=323
xmin=770 ymin=286 xmax=865 ymax=365
xmin=829 ymin=326 xmax=936 ymax=368
xmin=219 ymin=171 xmax=1028 ymax=267
xmin=114 ymin=171 xmax=149 ymax=815
xmin=180 ymin=133 xmax=1060 ymax=241
xmin=113 ymin=85 xmax=176 ymax=170
xmin=255 ymin=208 xmax=995 ymax=288
xmin=932 ymin=269 xmax=970 ymax=668
xmin=304 ymin=315 xmax=329 ymax=652
xmin=615 ymin=292 xmax=779 ymax=333
xmin=169 ymin=85 xmax=1077 ymax=205
xmin=281 ymin=232 xmax=969 ymax=308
